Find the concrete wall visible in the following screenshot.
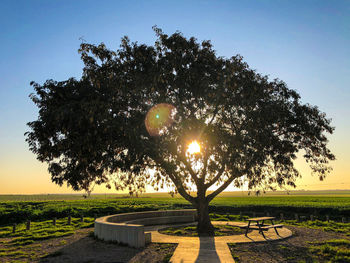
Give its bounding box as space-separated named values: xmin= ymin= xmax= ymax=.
xmin=94 ymin=221 xmax=145 ymax=247
xmin=125 ymin=215 xmax=195 ymax=225
xmin=94 ymin=209 xmax=197 ymax=248
xmin=106 ymin=209 xmax=198 ymax=223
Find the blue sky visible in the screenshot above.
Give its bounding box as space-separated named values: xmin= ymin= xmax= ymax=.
xmin=0 ymin=0 xmax=349 ymax=193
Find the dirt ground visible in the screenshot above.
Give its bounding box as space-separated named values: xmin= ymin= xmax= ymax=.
xmin=1 ymin=226 xmax=348 ymax=262
xmin=0 ymin=228 xmax=176 ymax=263
xmin=229 ymin=226 xmax=350 ymax=263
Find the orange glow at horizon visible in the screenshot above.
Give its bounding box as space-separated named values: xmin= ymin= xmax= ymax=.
xmin=0 ymin=132 xmax=349 ymax=194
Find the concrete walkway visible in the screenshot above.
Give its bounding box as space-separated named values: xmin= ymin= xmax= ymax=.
xmin=145 ymin=221 xmax=292 ymax=263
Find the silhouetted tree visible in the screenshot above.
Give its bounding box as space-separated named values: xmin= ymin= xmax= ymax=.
xmin=26 ymin=27 xmax=335 ymax=235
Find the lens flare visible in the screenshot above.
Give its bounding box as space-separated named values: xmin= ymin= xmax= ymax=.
xmin=187 ymin=141 xmax=201 ymax=154
xmin=145 ymin=103 xmax=176 ymax=136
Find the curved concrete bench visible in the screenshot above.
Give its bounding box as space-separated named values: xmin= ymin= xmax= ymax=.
xmin=125 ymin=215 xmax=195 ymax=225
xmin=94 ymin=209 xmax=197 ymax=248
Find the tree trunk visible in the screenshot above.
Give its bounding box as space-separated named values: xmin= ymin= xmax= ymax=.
xmin=196 ymin=199 xmax=215 ymax=236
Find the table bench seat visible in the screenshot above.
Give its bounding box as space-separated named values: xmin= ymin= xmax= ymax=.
xmin=242 ymin=224 xmax=283 ymax=231
xmin=242 ymin=216 xmax=284 ymax=238
xmin=259 ymin=224 xmax=283 ymax=230
xmin=239 ymin=223 xmax=257 ymax=228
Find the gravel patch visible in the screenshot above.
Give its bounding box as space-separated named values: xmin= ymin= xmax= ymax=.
xmin=228 ymin=226 xmax=349 ymax=263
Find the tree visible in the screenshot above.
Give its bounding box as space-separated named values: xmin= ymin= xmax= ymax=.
xmin=26 ymin=27 xmax=335 ymax=235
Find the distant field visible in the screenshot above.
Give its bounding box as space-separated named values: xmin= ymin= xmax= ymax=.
xmin=1 ymin=190 xmax=349 ymax=201
xmin=0 ymin=191 xmax=349 ymax=226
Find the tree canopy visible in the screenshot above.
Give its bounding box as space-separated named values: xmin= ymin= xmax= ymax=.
xmin=26 ymin=27 xmax=335 ymax=233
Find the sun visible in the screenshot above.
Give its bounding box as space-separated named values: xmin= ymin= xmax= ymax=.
xmin=187 ymin=141 xmax=201 ymax=154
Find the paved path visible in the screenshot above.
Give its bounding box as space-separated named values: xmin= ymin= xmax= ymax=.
xmin=145 ymin=221 xmax=292 ymax=263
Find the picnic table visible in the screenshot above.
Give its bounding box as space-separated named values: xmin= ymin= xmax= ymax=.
xmin=240 ymin=216 xmax=283 ymax=238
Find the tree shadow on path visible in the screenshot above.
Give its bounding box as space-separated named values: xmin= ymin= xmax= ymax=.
xmin=38 ymin=234 xmax=175 ymax=263
xmin=39 ymin=235 xmax=136 ymax=263
xmin=195 ymin=236 xmax=221 ymax=263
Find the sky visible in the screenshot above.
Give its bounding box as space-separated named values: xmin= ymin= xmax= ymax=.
xmin=0 ymin=0 xmax=349 ymax=194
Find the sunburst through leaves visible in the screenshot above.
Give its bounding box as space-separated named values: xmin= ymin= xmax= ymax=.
xmin=187 ymin=140 xmax=201 ymax=154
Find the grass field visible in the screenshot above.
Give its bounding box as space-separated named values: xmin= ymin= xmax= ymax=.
xmin=1 ymin=190 xmax=350 ymax=201
xmin=0 ymin=191 xmax=349 ymax=226
xmin=0 ymin=191 xmax=349 ymax=262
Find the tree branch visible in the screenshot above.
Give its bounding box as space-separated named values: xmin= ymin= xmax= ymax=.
xmin=178 ymin=155 xmax=200 ymax=186
xmin=167 ymin=169 xmax=195 ymax=203
xmin=152 ymin=154 xmax=195 ymax=203
xmin=206 ymin=172 xmax=239 ymax=203
xmin=204 ymin=164 xmax=225 ymax=189
xmin=199 ymin=153 xmax=209 ymax=182
xmin=206 ymin=78 xmax=226 ymax=126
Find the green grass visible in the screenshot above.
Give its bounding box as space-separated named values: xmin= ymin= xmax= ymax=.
xmin=0 ymin=191 xmax=348 ymax=262
xmin=0 ymin=217 xmax=94 ymax=241
xmin=0 ymin=217 xmax=95 ymax=262
xmin=1 ymin=190 xmax=350 ymax=201
xmin=209 ymin=213 xmax=350 ymax=236
xmin=0 ymin=250 xmax=29 ymax=257
xmin=229 ymin=237 xmax=350 ymax=262
xmin=285 ymin=220 xmax=350 ymax=236
xmin=154 ymin=243 xmax=177 ymax=263
xmin=159 ymin=224 xmax=245 ymax=236
xmin=0 ymin=198 xmax=184 ymax=225
xmin=162 ymin=252 xmax=173 ymax=263
xmin=210 ymin=213 xmax=248 ymax=222
xmin=309 ymin=239 xmax=350 ymax=262
xmin=0 ymin=211 xmax=349 ymax=262
xmin=1 ymin=194 xmax=349 ymax=226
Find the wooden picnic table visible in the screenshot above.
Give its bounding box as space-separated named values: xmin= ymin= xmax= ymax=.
xmin=241 ymin=216 xmax=283 ymax=238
